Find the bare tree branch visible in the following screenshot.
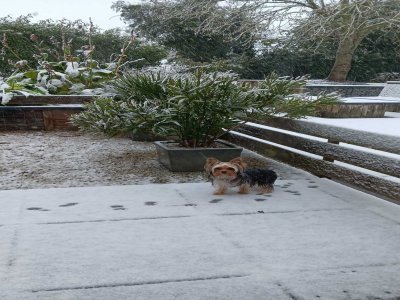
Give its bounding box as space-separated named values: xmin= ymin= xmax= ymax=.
xmin=115 ymin=0 xmax=400 ymax=81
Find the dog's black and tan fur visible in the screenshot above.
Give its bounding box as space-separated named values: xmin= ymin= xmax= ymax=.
xmin=205 ymin=157 xmax=277 ymax=195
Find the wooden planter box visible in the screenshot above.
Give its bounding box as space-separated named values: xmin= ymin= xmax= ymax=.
xmin=154 ymin=140 xmax=243 ymax=172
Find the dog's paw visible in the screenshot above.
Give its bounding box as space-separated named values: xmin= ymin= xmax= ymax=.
xmin=238 ymin=185 xmax=249 ymax=194
xmin=259 ymin=185 xmax=273 ymax=194
xmin=213 ymin=191 xmax=225 ymax=195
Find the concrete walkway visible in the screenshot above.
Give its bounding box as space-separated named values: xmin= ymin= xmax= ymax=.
xmin=1 ymin=178 xmax=400 ymax=299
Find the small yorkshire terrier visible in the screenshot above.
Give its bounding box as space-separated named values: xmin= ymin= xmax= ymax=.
xmin=205 ymin=157 xmax=278 ymax=195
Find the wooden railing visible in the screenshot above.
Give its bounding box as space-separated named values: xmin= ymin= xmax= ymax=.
xmin=224 ymin=117 xmax=400 ymax=203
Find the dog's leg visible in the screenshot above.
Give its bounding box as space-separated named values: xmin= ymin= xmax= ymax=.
xmin=238 ymin=184 xmax=250 ymax=194
xmin=259 ymin=185 xmax=273 ymax=194
xmin=214 ymin=186 xmax=227 ymax=195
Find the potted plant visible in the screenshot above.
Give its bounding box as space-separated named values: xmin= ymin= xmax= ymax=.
xmin=71 ymin=70 xmax=338 ymax=171
xmin=151 ymin=70 xmax=250 ymax=171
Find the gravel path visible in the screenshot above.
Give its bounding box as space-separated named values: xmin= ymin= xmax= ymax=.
xmin=0 ymin=131 xmax=310 ymax=190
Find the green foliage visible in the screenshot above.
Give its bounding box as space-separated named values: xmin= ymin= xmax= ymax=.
xmin=280 ymin=23 xmax=400 ymax=81
xmin=249 ymin=73 xmax=338 ymax=119
xmin=113 ymin=0 xmax=256 ymax=63
xmin=282 ymin=0 xmax=400 ymax=81
xmin=112 ymin=0 xmax=400 ymax=82
xmin=1 ymin=60 xmax=115 ymax=98
xmin=70 ymin=97 xmax=125 ymax=136
xmin=72 ymin=70 xmax=338 ymax=147
xmin=0 ymin=15 xmax=168 ymax=102
xmin=0 ymin=15 xmax=167 ymax=77
xmin=71 ymin=71 xmax=173 ymax=136
xmin=152 ymin=71 xmax=252 ymax=147
xmin=112 ymin=72 xmax=170 ymax=102
xmin=72 ymin=70 xmax=252 ymax=146
xmin=229 ymin=28 xmax=400 ymax=81
xmin=371 ymin=72 xmax=400 ymax=83
xmin=347 ymin=30 xmax=400 ymax=82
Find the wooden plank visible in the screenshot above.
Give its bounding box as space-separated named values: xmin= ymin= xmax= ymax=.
xmin=386 ymin=103 xmax=400 ymax=112
xmin=42 ymin=111 xmax=55 ymax=130
xmin=255 ymin=117 xmax=400 ymax=154
xmin=2 ymin=109 xmax=45 ymax=130
xmin=235 ymin=124 xmax=400 ymax=178
xmin=224 ymin=132 xmax=400 ymax=202
xmin=305 ymin=85 xmax=384 ymax=97
xmin=43 ymin=110 xmax=79 ymax=130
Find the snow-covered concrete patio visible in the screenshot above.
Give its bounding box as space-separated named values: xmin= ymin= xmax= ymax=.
xmin=1 ymin=180 xmax=400 ymax=300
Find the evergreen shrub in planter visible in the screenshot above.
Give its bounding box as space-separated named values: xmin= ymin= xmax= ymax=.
xmin=72 ymin=70 xmax=338 ymax=171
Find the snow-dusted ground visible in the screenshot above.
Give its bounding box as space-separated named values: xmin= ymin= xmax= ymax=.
xmin=0 ymin=131 xmax=304 ymax=190
xmin=1 ymin=117 xmax=399 ymax=298
xmin=1 ymin=181 xmax=400 ymax=299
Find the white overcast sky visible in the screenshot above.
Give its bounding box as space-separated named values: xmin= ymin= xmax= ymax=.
xmin=1 ymin=0 xmax=130 ymax=30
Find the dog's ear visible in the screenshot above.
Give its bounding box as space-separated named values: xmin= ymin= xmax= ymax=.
xmin=229 ymin=157 xmax=247 ymax=171
xmin=204 ymin=157 xmax=220 ymax=172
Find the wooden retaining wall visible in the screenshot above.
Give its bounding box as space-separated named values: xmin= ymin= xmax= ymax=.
xmin=238 ymin=80 xmax=385 ymax=97
xmin=305 ymin=84 xmax=384 ymax=97
xmin=315 ymin=103 xmax=396 ymax=118
xmin=224 ymin=117 xmax=400 ymax=203
xmin=0 ymin=95 xmax=91 ymax=131
xmin=0 ymin=105 xmax=83 ymax=131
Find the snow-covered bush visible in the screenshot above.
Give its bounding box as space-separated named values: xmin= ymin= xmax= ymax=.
xmin=0 ymin=59 xmax=116 ymax=102
xmin=0 ymin=18 xmax=166 ymax=103
xmin=71 ymin=70 xmax=339 ymax=146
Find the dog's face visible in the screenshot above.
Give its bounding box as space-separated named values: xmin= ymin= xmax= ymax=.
xmin=205 ymin=157 xmax=246 ymax=180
